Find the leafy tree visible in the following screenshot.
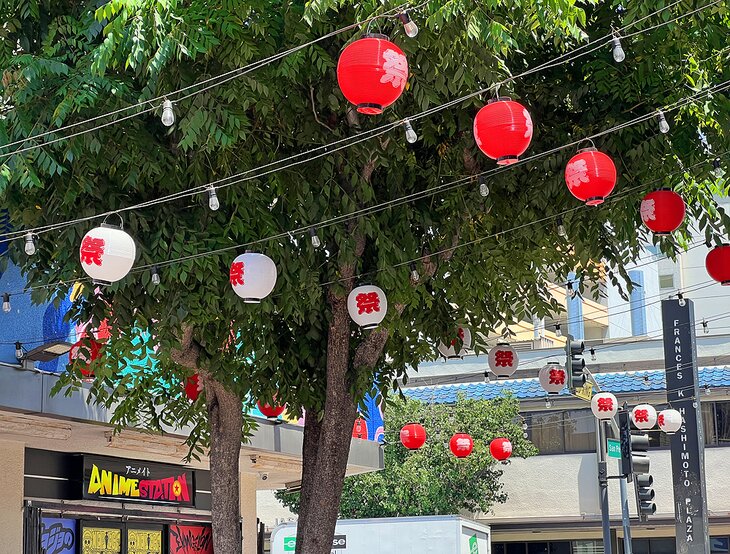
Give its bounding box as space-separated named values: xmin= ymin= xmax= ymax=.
xmin=277 ymin=395 xmax=536 ymax=518
xmin=1 ymin=1 xmax=728 ymax=554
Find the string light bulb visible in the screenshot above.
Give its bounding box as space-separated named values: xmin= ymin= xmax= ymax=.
xmin=545 ymin=397 xmax=553 ymax=409
xmin=483 ymin=370 xmax=490 ymax=383
xmin=24 ymin=232 xmax=36 ymax=255
xmin=702 ymin=319 xmax=709 ymax=334
xmin=677 ymin=292 xmax=686 ymax=307
xmin=309 ymin=227 xmax=322 ymax=248
xmin=161 ymin=99 xmax=175 ymax=127
xmin=403 ymin=119 xmax=418 ymax=143
xmin=479 ymin=178 xmax=489 ymax=197
xmin=557 ymin=216 xmax=567 ymax=238
xmin=409 ymin=262 xmax=420 ymax=282
xmin=705 ymin=384 xmax=712 ymax=396
xmin=207 ymin=186 xmax=220 ymax=211
xmin=567 ymin=282 xmax=576 ymax=299
xmin=2 ymin=293 xmax=10 ymax=313
xmin=657 ymin=110 xmax=670 ymax=134
xmin=151 ymin=266 xmax=161 ymax=285
xmin=713 ymin=158 xmax=725 ymax=179
xmin=590 ymin=347 xmax=596 ymax=361
xmin=397 ymin=11 xmax=419 ymax=38
xmin=15 ymin=342 xmax=23 ymax=359
xmin=555 ymin=323 xmax=562 ymax=337
xmin=611 ymin=36 xmax=626 ymax=63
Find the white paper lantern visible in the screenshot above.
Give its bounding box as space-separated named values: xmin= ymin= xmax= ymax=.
xmin=347 ymin=285 xmax=387 ymax=329
xmin=229 ymin=252 xmax=277 ymax=302
xmin=539 ymin=362 xmax=567 ymax=395
xmin=631 ymin=403 xmax=658 ymax=430
xmin=488 ymin=343 xmax=519 ymax=379
xmin=591 ymin=392 xmax=618 ymax=420
xmin=79 ymin=224 xmax=136 ymax=284
xmin=658 ymin=409 xmax=682 ymax=435
xmin=437 ymin=327 xmax=472 ymax=359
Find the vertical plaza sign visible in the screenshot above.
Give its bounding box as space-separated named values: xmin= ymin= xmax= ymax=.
xmin=661 ymin=299 xmax=710 ymax=554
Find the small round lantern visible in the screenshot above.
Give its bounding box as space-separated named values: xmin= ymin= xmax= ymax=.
xmin=473 ymin=98 xmax=533 ymax=165
xmin=337 ymin=34 xmax=408 ymax=115
xmin=230 ymin=252 xmax=278 ymax=302
xmin=706 ymin=245 xmax=730 ymax=285
xmin=640 ymin=189 xmax=685 ymax=235
xmin=400 ymin=423 xmax=426 ymax=450
xmin=79 ymin=224 xmax=136 ymax=284
xmin=353 ymin=415 xmax=368 ymax=439
xmin=591 ymin=392 xmax=618 ymax=420
xmin=347 ymin=285 xmax=387 ymax=329
xmin=489 ymin=437 xmax=513 ymax=461
xmin=565 ymin=148 xmax=617 ymax=206
xmin=631 ymin=403 xmax=658 ymax=430
xmin=538 ymin=362 xmax=567 ymax=395
xmin=488 ymin=343 xmax=519 ymax=379
xmin=185 ymin=374 xmax=202 ymax=402
xmin=68 ymin=338 xmax=102 ymax=377
xmin=658 ymin=409 xmax=682 ymax=435
xmin=449 ymin=433 xmax=474 ymax=458
xmin=257 ymin=400 xmax=286 ymax=420
xmin=437 ymin=327 xmax=472 ymax=359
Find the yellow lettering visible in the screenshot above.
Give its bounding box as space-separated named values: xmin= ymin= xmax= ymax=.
xmin=101 ymin=468 xmax=112 ymax=495
xmin=88 ymin=464 xmax=102 ymax=495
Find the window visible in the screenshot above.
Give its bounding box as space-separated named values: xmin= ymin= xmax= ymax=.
xmin=563 ymin=409 xmax=597 ymax=452
xmin=711 ymin=537 xmax=729 ymax=553
xmin=658 ymin=273 xmax=674 ymax=289
xmin=703 ymin=402 xmax=717 ymax=445
xmin=715 ymin=401 xmax=730 ymax=444
xmin=529 ymin=412 xmax=565 ymax=454
xmin=574 ymin=540 xmax=604 ymax=554
xmin=492 ymin=543 xmax=572 ymax=554
xmin=527 ymin=543 xmax=549 ymax=554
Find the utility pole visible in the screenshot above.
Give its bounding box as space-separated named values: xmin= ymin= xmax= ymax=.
xmin=596 ymin=418 xmax=613 ymax=554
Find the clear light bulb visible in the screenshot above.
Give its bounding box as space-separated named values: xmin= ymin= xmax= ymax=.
xmin=410 ymin=262 xmax=419 ymax=282
xmin=309 ymin=228 xmax=321 ymax=248
xmin=712 ymin=158 xmax=725 ymax=179
xmin=555 ymin=324 xmax=562 ymax=337
xmin=612 ymin=37 xmax=625 ymax=63
xmin=161 ymin=99 xmax=175 ymax=127
xmin=24 ymin=232 xmax=36 ymax=255
xmin=403 ymin=119 xmax=418 ymax=143
xmin=590 ymin=348 xmax=596 ymax=361
xmin=479 ymin=182 xmax=489 ymax=197
xmin=557 ymin=217 xmax=567 ymax=238
xmin=207 ymin=186 xmax=220 ymax=211
xmin=483 ymin=371 xmax=490 ymax=383
xmin=678 ymin=293 xmax=686 ymax=307
xmin=15 ymin=342 xmax=23 ymax=359
xmin=2 ymin=293 xmax=10 ymax=313
xmin=545 ymin=398 xmax=553 ymax=409
xmin=398 ymin=12 xmax=419 ymax=38
xmin=705 ymin=385 xmax=712 ymax=396
xmin=151 ymin=266 xmax=161 ymax=285
xmin=703 ymin=320 xmax=709 ymax=334
xmin=657 ymin=110 xmax=670 ymax=134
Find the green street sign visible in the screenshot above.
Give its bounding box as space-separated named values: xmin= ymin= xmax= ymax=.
xmin=284 ymin=537 xmax=296 ymax=552
xmin=607 ymin=438 xmax=621 ymax=459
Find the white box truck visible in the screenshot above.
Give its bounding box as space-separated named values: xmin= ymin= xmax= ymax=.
xmin=270 ymin=515 xmax=491 ymax=554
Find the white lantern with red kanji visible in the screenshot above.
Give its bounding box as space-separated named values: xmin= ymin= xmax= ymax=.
xmin=658 ymin=409 xmax=682 ymax=435
xmin=488 ymin=342 xmax=519 ymax=378
xmin=591 ymin=392 xmax=618 ymax=420
xmin=631 ymin=403 xmax=658 ymax=430
xmin=347 ymin=285 xmax=387 ymax=329
xmin=79 ymin=224 xmax=136 ymax=284
xmin=230 ymin=252 xmax=278 ymax=302
xmin=539 ymin=362 xmax=567 ymax=395
xmin=437 ymin=327 xmax=472 ymax=359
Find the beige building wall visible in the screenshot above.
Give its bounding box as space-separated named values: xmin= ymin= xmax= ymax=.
xmin=0 ymin=439 xmax=25 ymax=553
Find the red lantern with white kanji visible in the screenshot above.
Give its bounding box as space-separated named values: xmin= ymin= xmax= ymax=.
xmin=539 ymin=362 xmax=567 ymax=395
xmin=337 ymin=34 xmax=408 ymax=115
xmin=79 ymin=225 xmax=136 ymax=284
xmin=658 ymin=409 xmax=682 ymax=434
xmin=706 ymin=244 xmax=730 ymax=285
xmin=185 ymin=374 xmax=202 ymax=402
xmin=347 ymin=285 xmax=387 ymax=329
xmin=640 ymin=189 xmax=685 ymax=235
xmin=449 ymin=433 xmax=473 ymax=458
xmin=488 ymin=343 xmax=519 ymax=379
xmin=473 ymin=98 xmax=533 ymax=165
xmin=230 ymin=252 xmax=278 ymax=302
xmin=489 ymin=437 xmax=513 ymax=461
xmin=437 ymin=327 xmax=472 ymax=359
xmin=565 ymin=148 xmax=617 ymax=206
xmin=68 ymin=338 xmax=102 ymax=377
xmin=353 ymin=415 xmax=368 ymax=439
xmin=591 ymin=392 xmax=618 ymax=420
xmin=631 ymin=403 xmax=657 ymax=430
xmin=257 ymin=400 xmax=286 ymax=419
xmin=400 ymin=423 xmax=426 ymax=450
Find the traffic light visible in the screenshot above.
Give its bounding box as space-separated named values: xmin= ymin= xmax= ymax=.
xmin=619 ymin=411 xmax=651 ymax=477
xmin=565 ymin=334 xmax=586 ymax=391
xmin=636 ymin=474 xmax=656 ymax=516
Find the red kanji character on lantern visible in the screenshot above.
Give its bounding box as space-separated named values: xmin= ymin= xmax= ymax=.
xmin=80 ymin=236 xmax=105 ymax=266
xmin=230 ymin=261 xmax=245 ymax=286
xmin=549 ymin=368 xmax=565 ymax=385
xmin=657 ymin=413 xmax=665 ymax=427
xmin=597 ymin=397 xmax=614 ymax=412
xmin=634 ymin=409 xmax=649 ymax=423
xmin=494 ymin=349 xmax=514 ymax=368
xmin=356 ymin=292 xmax=381 ymax=314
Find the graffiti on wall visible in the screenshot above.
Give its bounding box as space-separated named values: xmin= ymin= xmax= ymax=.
xmin=169 ymin=525 xmax=213 ymax=554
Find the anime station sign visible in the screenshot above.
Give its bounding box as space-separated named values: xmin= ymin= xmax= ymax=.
xmin=169 ymin=525 xmax=213 ymax=554
xmin=82 ymin=456 xmax=195 ymax=506
xmin=661 ymin=299 xmax=711 ymax=554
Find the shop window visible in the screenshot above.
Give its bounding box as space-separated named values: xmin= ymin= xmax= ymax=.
xmin=711 ymin=537 xmax=730 ymax=553
xmin=703 ymin=402 xmax=717 ymax=445
xmin=629 ymin=539 xmax=650 ymax=554
xmin=715 ymin=401 xmax=730 ymax=444
xmin=493 ymin=544 xmax=506 ymax=554
xmin=529 ymin=412 xmax=565 ymax=454
xmin=649 ymin=538 xmax=676 ymax=553
xmin=574 ymin=540 xmax=604 ymax=554
xmin=549 ymin=543 xmax=571 ymax=554
xmin=527 ymin=543 xmax=549 ymax=554
xmin=564 ymin=409 xmax=597 ymax=452
xmin=506 ymin=543 xmax=527 ymax=554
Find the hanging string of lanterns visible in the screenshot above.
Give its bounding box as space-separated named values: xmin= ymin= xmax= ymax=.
xmin=399 ymin=422 xmax=513 ymax=461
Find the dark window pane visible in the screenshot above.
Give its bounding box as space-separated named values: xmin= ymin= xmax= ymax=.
xmin=493 ymin=544 xmax=507 ymax=554
xmin=702 ymin=401 xmax=716 ymax=445
xmin=631 ymin=539 xmax=650 ymax=554
xmin=711 ymin=537 xmax=729 ymax=553
xmin=564 ymin=409 xmax=597 ymax=452
xmin=549 ymin=542 xmax=571 ymax=554
xmin=506 ymin=543 xmax=526 ymax=554
xmin=527 ymin=543 xmax=549 ymax=554
xmin=530 ymin=412 xmax=565 ymax=454
xmin=649 ymin=538 xmax=675 ymax=554
xmin=715 ymin=402 xmax=730 ymax=444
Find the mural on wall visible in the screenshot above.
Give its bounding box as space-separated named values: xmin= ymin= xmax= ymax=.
xmin=40 ymin=517 xmax=76 ymax=554
xmin=168 ymin=525 xmax=213 ymax=554
xmin=81 ymin=527 xmax=121 ymax=554
xmin=128 ymin=529 xmax=163 ymax=554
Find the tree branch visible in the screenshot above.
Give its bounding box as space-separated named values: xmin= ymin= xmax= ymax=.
xmin=310 ymin=86 xmax=335 ymax=132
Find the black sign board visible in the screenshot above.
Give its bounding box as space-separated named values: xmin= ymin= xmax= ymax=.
xmin=661 ymin=299 xmax=710 ymax=554
xmin=82 ymin=455 xmax=195 ymax=507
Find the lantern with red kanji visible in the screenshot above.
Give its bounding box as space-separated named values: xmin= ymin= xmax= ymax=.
xmin=400 ymin=423 xmax=426 ymax=450
xmin=185 ymin=374 xmax=202 ymax=402
xmin=473 ymin=98 xmax=533 ymax=165
xmin=79 ymin=224 xmax=136 ymax=284
xmin=353 ymin=415 xmax=368 ymax=439
xmin=631 ymin=403 xmax=657 ymax=430
xmin=640 ymin=189 xmax=686 ymax=235
xmin=564 ymin=148 xmax=617 ymax=206
xmin=489 ymin=437 xmax=513 ymax=461
xmin=337 ymin=34 xmax=408 ymax=115
xmin=437 ymin=326 xmax=472 ymax=360
xmin=658 ymin=409 xmax=682 ymax=434
xmin=230 ymin=252 xmax=278 ymax=302
xmin=347 ymin=285 xmax=387 ymax=329
xmin=257 ymin=400 xmax=286 ymax=420
xmin=68 ymin=338 xmax=102 ymax=377
xmin=706 ymin=244 xmax=730 ymax=285
xmin=591 ymin=392 xmax=618 ymax=420
xmin=538 ymin=362 xmax=567 ymax=395
xmin=488 ymin=343 xmax=519 ymax=379
xmin=449 ymin=433 xmax=474 ymax=458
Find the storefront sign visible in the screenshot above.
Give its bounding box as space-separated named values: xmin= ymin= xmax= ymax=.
xmin=169 ymin=525 xmax=213 ymax=554
xmin=83 ymin=455 xmax=194 ymax=506
xmin=41 ymin=518 xmax=76 ymax=554
xmin=81 ymin=527 xmax=122 ymax=554
xmin=283 ymin=535 xmax=347 ymax=552
xmin=661 ymin=299 xmax=711 ymax=554
xmin=128 ymin=529 xmax=163 ymax=554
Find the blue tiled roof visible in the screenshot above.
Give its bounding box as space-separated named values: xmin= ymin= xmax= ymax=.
xmin=403 ymin=366 xmax=730 ymax=403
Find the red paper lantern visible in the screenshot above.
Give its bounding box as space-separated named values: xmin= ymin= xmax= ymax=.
xmin=337 ymin=34 xmax=408 ymax=115
xmin=185 ymin=374 xmax=201 ymax=402
xmin=640 ymin=189 xmax=685 ymax=235
xmin=68 ymin=338 xmax=102 ymax=377
xmin=565 ymin=148 xmax=617 ymax=206
xmin=449 ymin=433 xmax=474 ymax=458
xmin=473 ymin=98 xmax=533 ymax=165
xmin=400 ymin=423 xmax=426 ymax=450
xmin=489 ymin=437 xmax=513 ymax=461
xmin=353 ymin=416 xmax=368 ymax=439
xmin=257 ymin=400 xmax=286 ymax=419
xmin=706 ymin=245 xmax=730 ymax=285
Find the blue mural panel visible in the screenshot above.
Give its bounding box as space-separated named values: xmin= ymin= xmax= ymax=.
xmin=41 ymin=517 xmax=77 ymax=554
